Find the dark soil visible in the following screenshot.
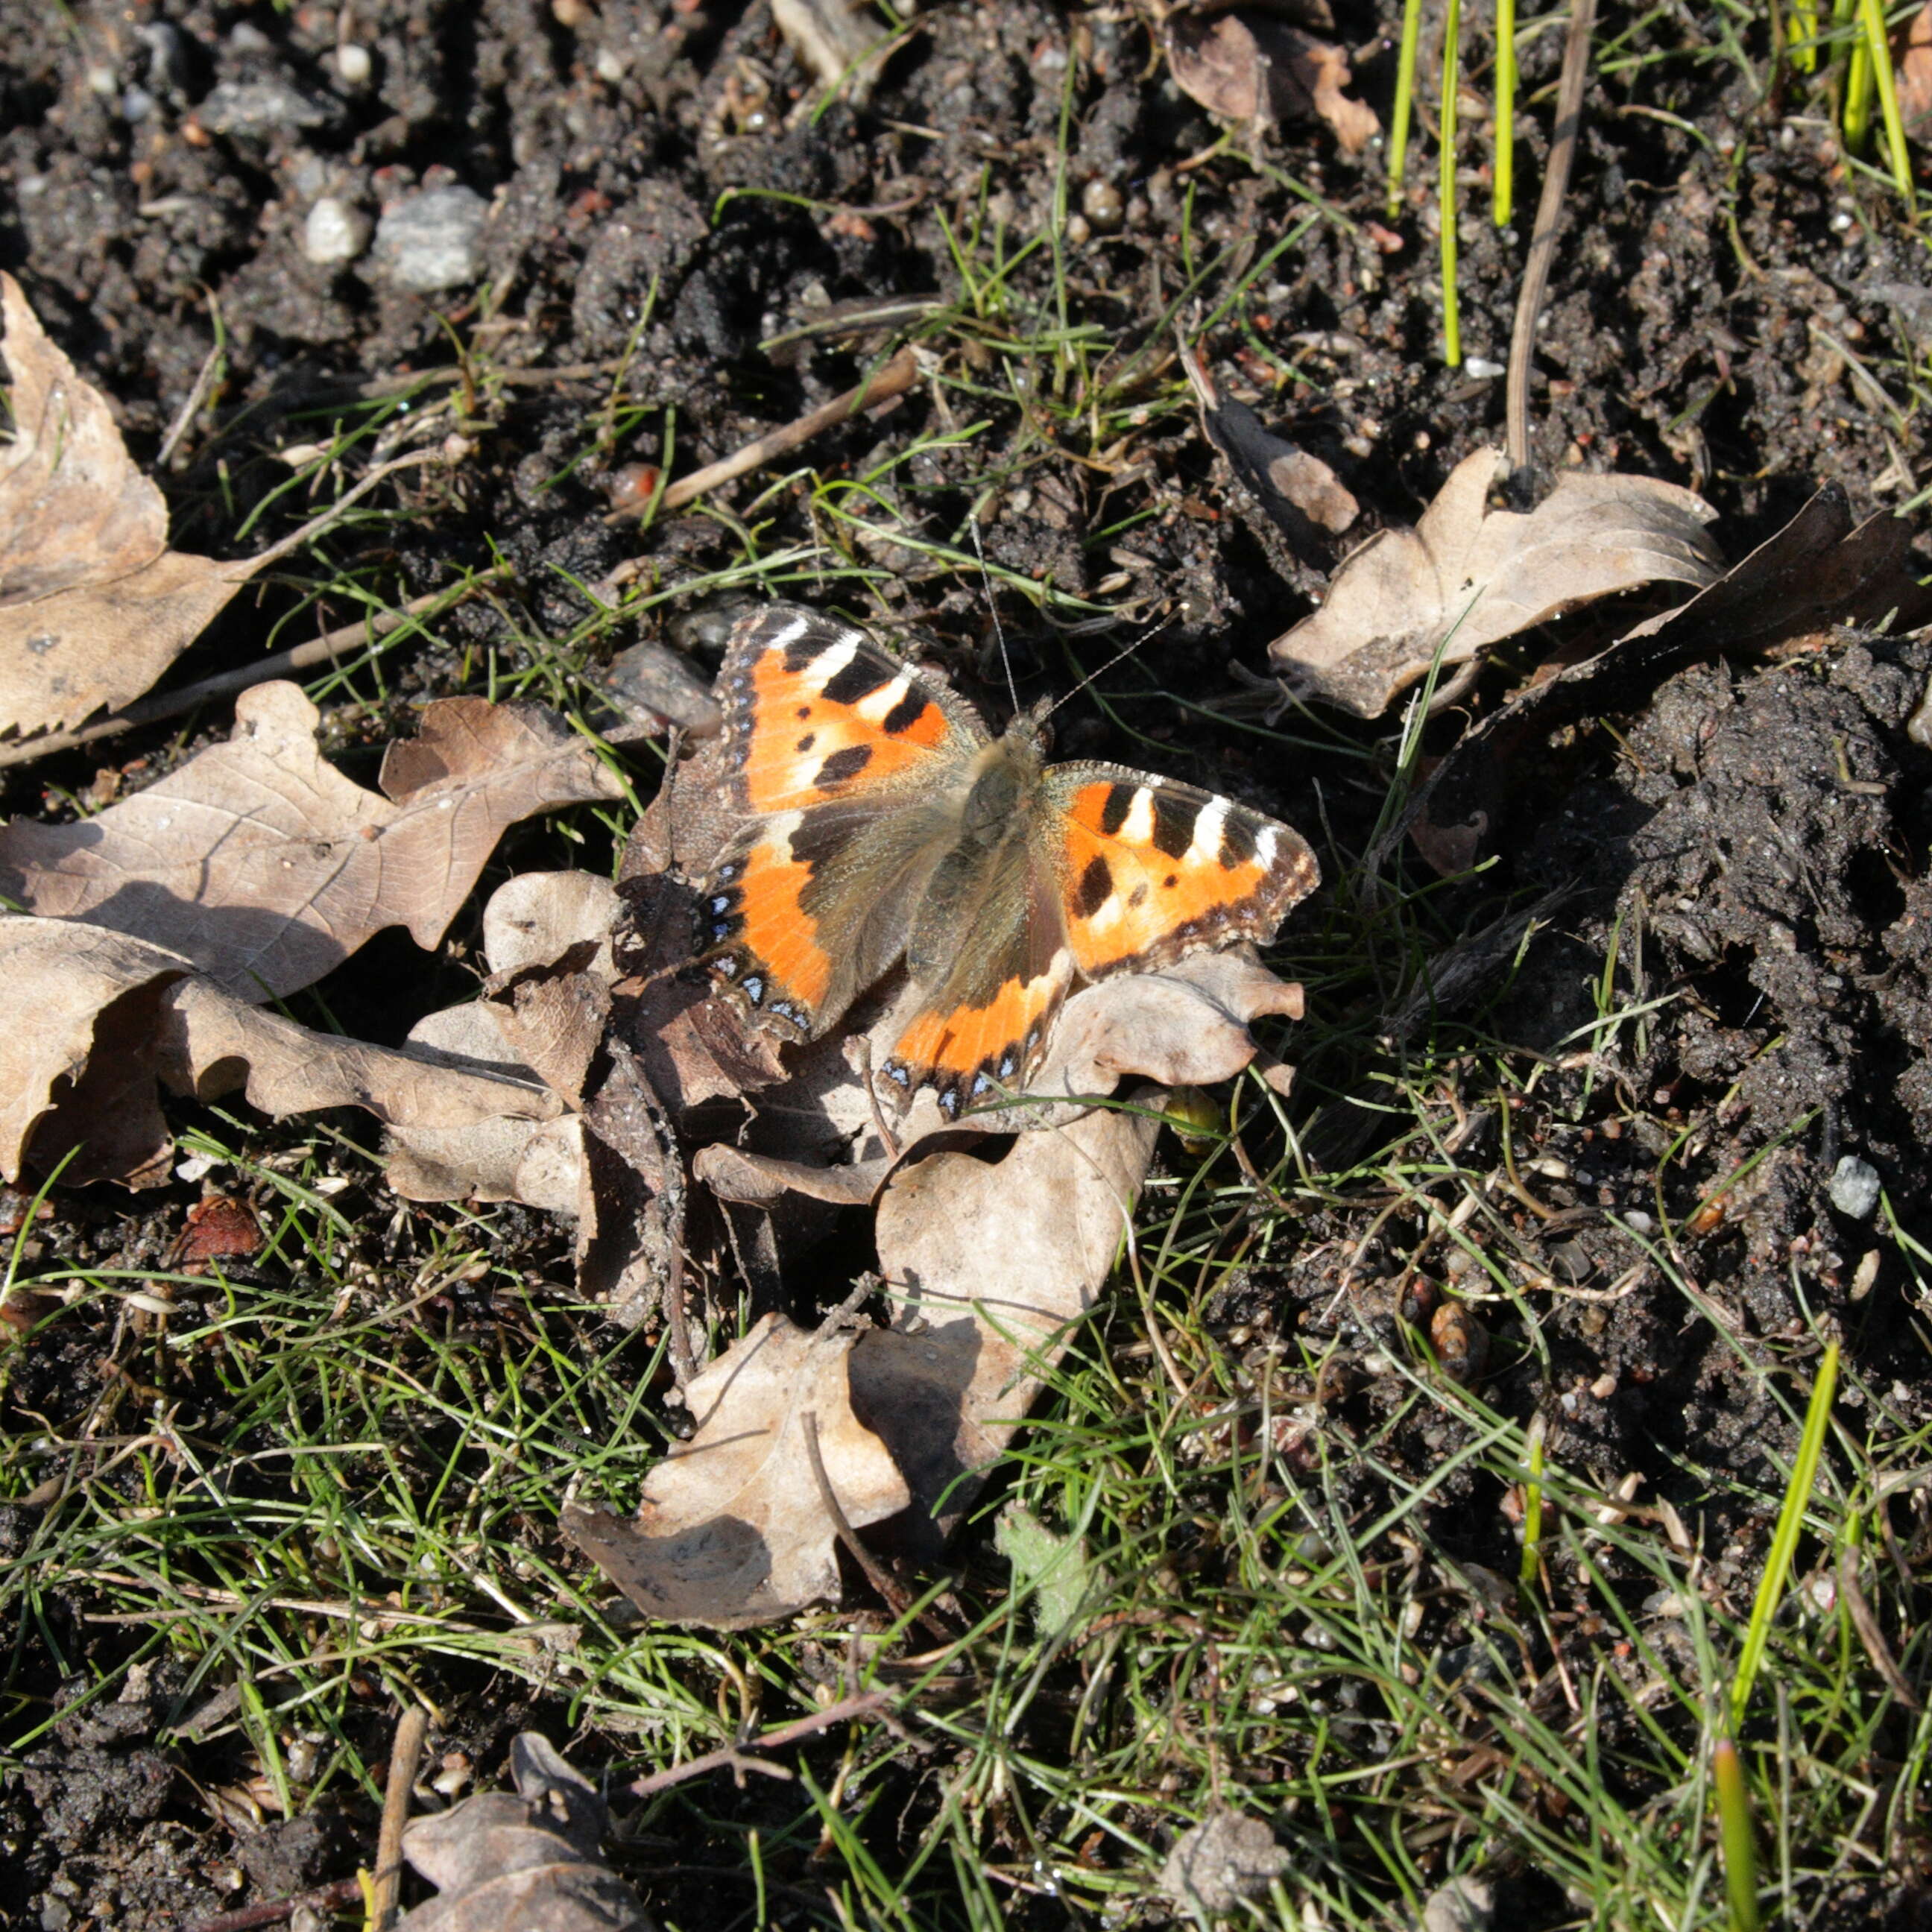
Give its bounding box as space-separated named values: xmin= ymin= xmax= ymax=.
xmin=4 ymin=1 xmax=1932 ymax=1927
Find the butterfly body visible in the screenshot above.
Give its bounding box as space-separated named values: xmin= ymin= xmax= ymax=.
xmin=695 ymin=604 xmax=1318 ymax=1116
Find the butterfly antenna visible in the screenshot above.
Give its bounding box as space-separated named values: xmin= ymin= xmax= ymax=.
xmin=1039 ymin=614 xmax=1169 ymax=726
xmin=969 ymin=514 xmax=1023 ymax=717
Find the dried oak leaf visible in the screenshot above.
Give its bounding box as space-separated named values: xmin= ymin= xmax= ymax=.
xmin=1269 ymin=448 xmax=1723 ymax=718
xmin=564 ymin=1310 xmax=910 ymax=1629
xmin=1165 ymin=9 xmax=1377 ymax=153
xmin=0 ymin=273 xmax=264 ymax=738
xmin=0 ymin=681 xmax=621 ymax=1001
xmin=395 ymin=1733 xmax=654 ymax=1932
xmin=0 ymin=915 xmax=558 ymax=1187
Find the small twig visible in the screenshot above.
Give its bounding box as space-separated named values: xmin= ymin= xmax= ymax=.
xmin=157 ymin=326 xmax=226 ymax=470
xmin=1837 ymin=1544 xmax=1922 ymax=1710
xmin=242 ymin=446 xmax=446 ymax=574
xmin=611 ymin=348 xmax=919 ymax=524
xmin=368 ymin=1703 xmax=430 ymax=1932
xmin=803 ymin=1409 xmax=914 ymax=1617
xmin=1504 ymin=0 xmax=1598 ymax=480
xmin=628 ymin=1689 xmax=896 ymax=1798
xmin=182 ymin=1878 xmax=365 ymax=1932
xmin=0 ymin=566 xmax=508 ymax=771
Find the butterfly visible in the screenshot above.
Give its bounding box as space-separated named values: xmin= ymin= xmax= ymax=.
xmin=693 ymin=604 xmax=1319 ymax=1117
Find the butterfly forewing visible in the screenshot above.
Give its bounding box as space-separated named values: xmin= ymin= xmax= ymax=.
xmin=713 ymin=605 xmax=984 ymax=816
xmin=698 ymin=607 xmax=983 ymax=1040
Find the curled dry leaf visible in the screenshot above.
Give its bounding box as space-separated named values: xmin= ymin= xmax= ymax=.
xmin=0 ymin=274 xmax=261 ymax=738
xmin=1164 ymin=9 xmax=1377 ymax=153
xmin=1181 ymin=342 xmax=1357 ymax=583
xmin=0 ymin=681 xmax=622 ymax=1002
xmin=1409 ymin=482 xmax=1932 ymax=875
xmin=395 ymin=1733 xmax=654 ymax=1932
xmin=1270 ymin=448 xmax=1724 ymax=718
xmin=564 ymin=1310 xmax=910 ymax=1629
xmin=0 ymin=915 xmax=558 ymax=1187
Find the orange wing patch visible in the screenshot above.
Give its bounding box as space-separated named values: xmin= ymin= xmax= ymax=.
xmin=701 ymin=828 xmax=834 ymax=1038
xmin=731 ymin=628 xmax=957 ymax=815
xmin=1060 ymin=779 xmax=1315 ymax=978
xmin=883 ymin=957 xmax=1071 ymax=1116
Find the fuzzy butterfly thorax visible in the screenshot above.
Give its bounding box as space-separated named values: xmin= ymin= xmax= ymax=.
xmin=694 ymin=604 xmax=1319 ymax=1118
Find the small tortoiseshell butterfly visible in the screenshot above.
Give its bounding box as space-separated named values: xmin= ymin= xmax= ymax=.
xmin=695 ymin=604 xmax=1319 ymax=1117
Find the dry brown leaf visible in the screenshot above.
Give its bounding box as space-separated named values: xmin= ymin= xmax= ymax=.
xmin=564 ymin=1310 xmax=910 ymax=1628
xmin=1165 ymin=10 xmax=1377 ymax=152
xmin=382 ymin=998 xmax=587 ymax=1213
xmin=853 ymin=1096 xmax=1162 ymax=1539
xmin=0 ymin=274 xmax=264 ymax=738
xmin=0 ymin=682 xmax=622 ymax=1001
xmin=1269 ymin=448 xmax=1723 ymax=717
xmin=396 ymin=1733 xmax=654 ymax=1932
xmin=1899 ymin=2 xmax=1932 ymax=133
xmin=0 ymin=915 xmax=558 ymax=1187
xmin=1407 ymin=482 xmax=1932 ymax=875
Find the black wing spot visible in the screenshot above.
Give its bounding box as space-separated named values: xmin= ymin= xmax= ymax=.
xmin=1099 ymin=784 xmax=1136 ymax=836
xmin=795 ymin=732 xmax=817 ymax=753
xmin=822 ymin=657 xmax=897 ymax=706
xmin=1074 ymin=854 xmax=1113 ymax=918
xmin=1219 ymin=812 xmax=1258 ymax=869
xmin=815 ymin=744 xmax=874 ymax=787
xmin=882 ymin=687 xmax=929 ymax=736
xmin=1150 ymin=792 xmax=1197 ymax=859
xmin=783 ymin=634 xmax=824 ymax=674
xmin=1164 ymin=874 xmax=1178 ymax=889
xmin=796 ymin=704 xmax=812 ymax=719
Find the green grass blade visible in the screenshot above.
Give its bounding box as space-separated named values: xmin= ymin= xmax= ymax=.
xmin=1494 ymin=0 xmax=1517 ymax=225
xmin=1841 ymin=0 xmax=1875 ymax=153
xmin=1386 ymin=0 xmax=1425 ymax=218
xmin=1440 ymin=0 xmax=1462 ymax=366
xmin=1731 ymin=1342 xmax=1840 ymax=1728
xmin=1857 ymin=0 xmax=1915 ymax=198
xmin=1713 ymin=1737 xmax=1761 ymax=1932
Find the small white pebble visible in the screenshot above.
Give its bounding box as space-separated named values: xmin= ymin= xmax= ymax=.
xmin=305 ymin=196 xmax=372 ymax=266
xmin=335 ymin=41 xmax=372 ymax=86
xmin=1465 ymin=356 xmax=1504 ymax=379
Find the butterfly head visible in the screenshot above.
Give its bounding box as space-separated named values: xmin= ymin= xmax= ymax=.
xmin=1001 ymin=695 xmax=1057 ymax=758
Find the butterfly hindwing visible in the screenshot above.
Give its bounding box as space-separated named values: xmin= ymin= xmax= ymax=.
xmin=882 ymin=848 xmax=1073 ymax=1117
xmin=1046 ymin=765 xmax=1319 ymax=979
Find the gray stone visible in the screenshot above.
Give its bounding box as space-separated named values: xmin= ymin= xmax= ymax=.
xmin=373 ymin=185 xmax=490 ymax=293
xmin=198 ymin=78 xmax=339 ymax=135
xmin=1828 ymin=1155 xmax=1882 ymax=1219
